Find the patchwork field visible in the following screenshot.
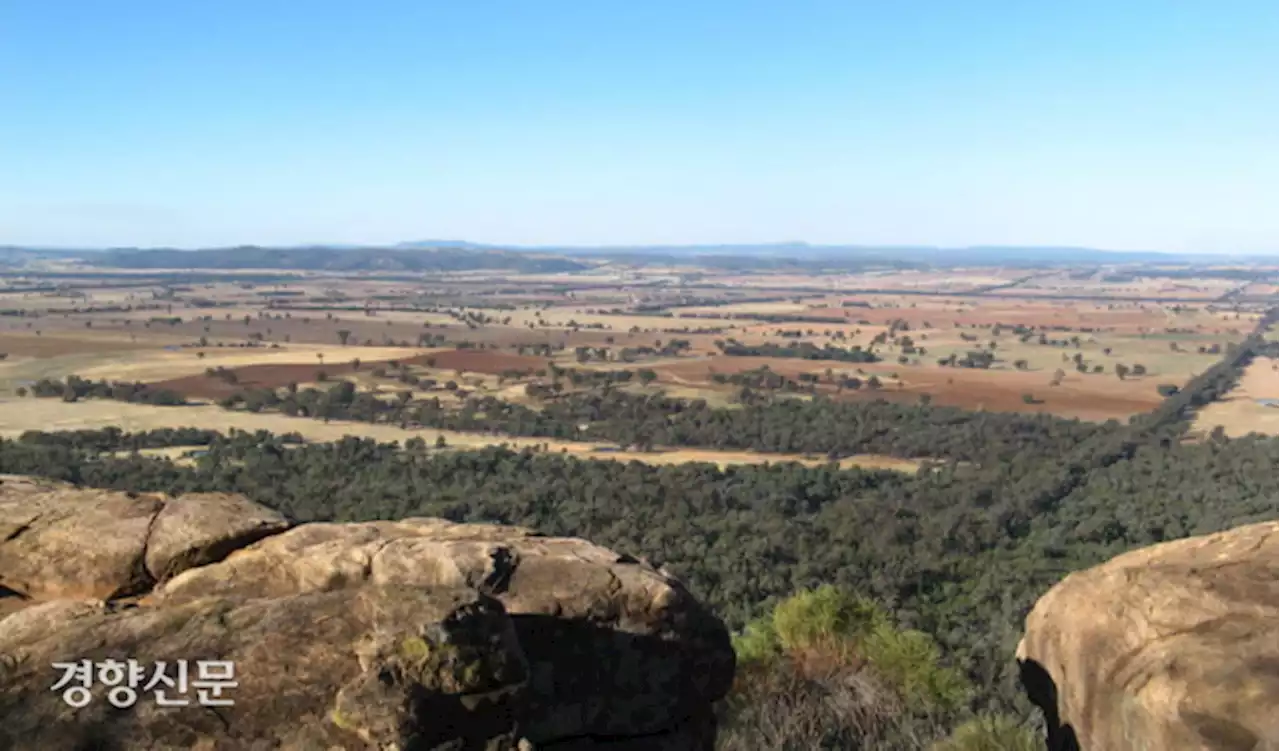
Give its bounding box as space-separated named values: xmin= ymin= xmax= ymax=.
xmin=0 ymin=333 xmax=425 ymax=394
xmin=1 ymin=258 xmax=1274 ymax=459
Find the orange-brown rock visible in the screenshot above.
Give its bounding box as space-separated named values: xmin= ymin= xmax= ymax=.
xmin=1017 ymin=521 xmax=1279 ymax=751
xmin=0 ymin=475 xmax=734 ymax=750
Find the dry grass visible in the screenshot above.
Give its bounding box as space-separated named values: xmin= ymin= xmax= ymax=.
xmin=465 ymin=306 xmax=700 ymax=334
xmin=914 ymin=329 xmax=1232 ymax=380
xmin=0 ymin=397 xmax=924 ymax=472
xmin=674 ymin=301 xmax=815 ymax=316
xmin=1001 ymin=272 xmax=1240 ymax=300
xmin=1191 ymin=356 xmax=1280 ymax=438
xmin=0 ymin=342 xmax=426 ymax=393
xmin=108 ymin=446 xmax=206 ymax=463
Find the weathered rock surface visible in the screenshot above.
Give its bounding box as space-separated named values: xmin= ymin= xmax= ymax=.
xmin=0 ymin=476 xmax=734 ymax=750
xmin=0 ymin=475 xmax=289 ymax=602
xmin=1017 ymin=521 xmax=1279 ymax=751
xmin=144 ymin=491 xmax=291 ymax=582
xmin=0 ymin=476 xmax=164 ymax=601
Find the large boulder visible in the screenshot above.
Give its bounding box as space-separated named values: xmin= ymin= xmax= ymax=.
xmin=144 ymin=491 xmax=292 ymax=582
xmin=0 ymin=476 xmax=734 ymax=750
xmin=0 ymin=476 xmax=164 ymax=601
xmin=2 ymin=586 xmax=528 ymax=750
xmin=0 ymin=475 xmax=289 ymax=601
xmin=152 ymin=518 xmax=734 ymax=747
xmin=1017 ymin=521 xmax=1279 ymax=751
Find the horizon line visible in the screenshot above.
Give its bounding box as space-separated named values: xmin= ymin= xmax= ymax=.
xmin=2 ymin=241 xmax=1277 ymax=259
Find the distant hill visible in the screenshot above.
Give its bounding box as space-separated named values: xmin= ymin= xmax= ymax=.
xmin=80 ymin=246 xmax=590 ymax=273
xmin=395 ymin=240 xmax=1277 ymax=268
xmin=5 ymin=241 xmax=1275 ymax=274
xmin=0 ymin=246 xmax=87 ymax=267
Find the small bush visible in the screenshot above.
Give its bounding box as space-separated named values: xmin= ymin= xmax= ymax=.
xmin=772 ymin=585 xmax=888 ymax=656
xmin=731 ymin=616 xmax=779 ymax=666
xmin=723 ymin=586 xmax=971 ymax=750
xmin=861 ymin=624 xmax=969 ymax=711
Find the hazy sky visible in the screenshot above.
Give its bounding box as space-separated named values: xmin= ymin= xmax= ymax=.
xmin=1 ymin=1 xmax=1276 ymax=253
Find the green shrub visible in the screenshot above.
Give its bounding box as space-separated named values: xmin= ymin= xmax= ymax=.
xmin=729 ymin=586 xmax=969 ymax=714
xmin=861 ymin=623 xmax=970 ymax=711
xmin=731 ymin=615 xmax=779 ymax=666
xmin=771 ymin=585 xmax=888 ymax=653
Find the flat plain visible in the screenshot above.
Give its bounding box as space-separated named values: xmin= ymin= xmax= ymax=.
xmin=2 ymin=253 xmax=1275 ymax=456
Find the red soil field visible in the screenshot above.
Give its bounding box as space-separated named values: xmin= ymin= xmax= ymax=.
xmin=151 ymin=349 xmax=552 ymax=400
xmin=152 ymin=363 xmax=349 ymax=400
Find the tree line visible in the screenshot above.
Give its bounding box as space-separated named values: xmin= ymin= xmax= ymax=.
xmin=715 ymin=339 xmax=881 ymax=363
xmin=204 ymin=379 xmax=1102 ymax=462
xmin=26 ymin=375 xmax=187 ymax=406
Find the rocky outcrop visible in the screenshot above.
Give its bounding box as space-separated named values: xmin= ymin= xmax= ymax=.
xmin=0 ymin=476 xmax=289 ymax=601
xmin=1017 ymin=521 xmax=1279 ymax=751
xmin=0 ymin=475 xmax=734 ymax=750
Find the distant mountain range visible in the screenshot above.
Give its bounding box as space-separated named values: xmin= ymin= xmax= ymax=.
xmin=1 ymin=241 xmax=1275 ymax=273
xmin=0 ymin=246 xmax=589 ymax=274
xmin=395 ymin=240 xmax=1276 ymax=266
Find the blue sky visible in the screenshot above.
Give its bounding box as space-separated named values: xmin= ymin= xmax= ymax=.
xmin=1 ymin=1 xmax=1276 ymax=253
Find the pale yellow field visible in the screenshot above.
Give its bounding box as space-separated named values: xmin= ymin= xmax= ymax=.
xmin=1191 ymin=356 xmax=1280 ymax=438
xmin=1241 ymin=282 xmax=1279 ymax=297
xmin=1004 ymin=276 xmax=1239 ymax=299
xmin=464 ymin=307 xmax=688 ymax=333
xmin=912 ymin=329 xmax=1231 ymax=380
xmin=673 ymin=301 xmax=815 ymax=316
xmin=0 ymin=397 xmax=923 ymax=472
xmin=850 ymin=270 xmax=1015 ymax=290
xmin=105 ymin=305 xmax=272 ymax=322
xmin=110 ymin=446 xmax=205 ymax=461
xmin=0 ymin=342 xmax=427 ymax=392
xmin=309 ymin=309 xmax=460 ymax=326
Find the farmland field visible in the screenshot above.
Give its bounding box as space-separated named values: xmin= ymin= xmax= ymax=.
xmin=1191 ymin=346 xmax=1280 ymax=438
xmin=1 ymin=252 xmax=1275 ymax=459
